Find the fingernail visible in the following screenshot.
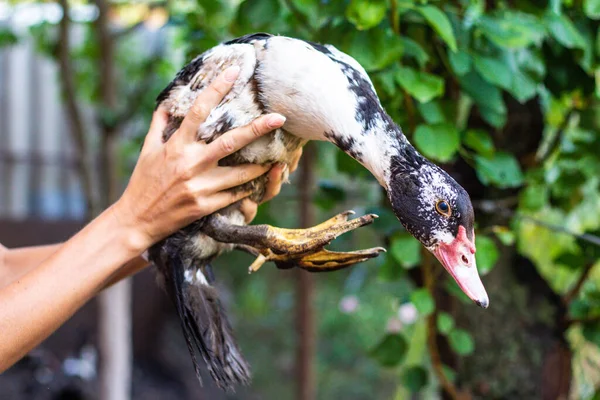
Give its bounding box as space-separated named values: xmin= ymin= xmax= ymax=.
xmin=267 ymin=114 xmax=286 ymax=128
xmin=224 ymin=66 xmax=240 ymax=82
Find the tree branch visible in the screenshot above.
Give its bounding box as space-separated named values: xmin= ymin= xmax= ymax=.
xmin=474 ymin=200 xmax=600 ymax=248
xmin=57 ymin=0 xmax=98 ymax=218
xmin=535 ymin=109 xmax=574 ymax=166
xmin=563 ymin=262 xmax=595 ymax=306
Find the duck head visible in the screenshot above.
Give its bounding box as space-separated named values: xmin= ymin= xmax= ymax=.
xmin=386 ymin=147 xmax=489 ymax=308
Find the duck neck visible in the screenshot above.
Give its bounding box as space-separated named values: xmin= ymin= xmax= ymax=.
xmin=327 ymin=119 xmax=413 ymax=190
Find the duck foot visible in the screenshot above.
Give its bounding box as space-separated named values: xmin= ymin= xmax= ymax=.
xmin=244 ymin=246 xmax=386 ymax=273
xmin=202 ymin=211 xmax=384 ymax=272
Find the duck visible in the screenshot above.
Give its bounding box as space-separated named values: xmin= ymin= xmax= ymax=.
xmin=148 ymin=32 xmax=489 ymax=391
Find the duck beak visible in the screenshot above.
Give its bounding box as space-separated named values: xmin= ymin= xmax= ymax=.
xmin=432 ymin=226 xmax=489 ymax=308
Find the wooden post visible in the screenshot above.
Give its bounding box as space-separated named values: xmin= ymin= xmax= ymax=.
xmin=93 ymin=1 xmax=132 ymax=399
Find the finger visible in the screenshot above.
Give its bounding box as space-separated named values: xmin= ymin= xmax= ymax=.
xmin=178 ymin=65 xmax=241 ymax=142
xmin=289 ymin=147 xmax=303 ymax=172
xmin=202 ymin=190 xmax=252 ymax=216
xmin=239 ymin=198 xmax=258 ymax=224
xmin=144 ymin=107 xmax=169 ymax=149
xmin=204 ymin=113 xmax=286 ymax=164
xmin=209 ymin=164 xmax=270 ymax=192
xmin=262 ymin=163 xmax=286 ymax=203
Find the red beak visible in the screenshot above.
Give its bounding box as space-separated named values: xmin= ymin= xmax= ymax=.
xmin=432 ymin=226 xmax=489 ymax=308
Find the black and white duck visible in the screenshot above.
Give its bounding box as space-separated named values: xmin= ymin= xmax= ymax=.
xmin=149 ymin=32 xmax=488 ymax=391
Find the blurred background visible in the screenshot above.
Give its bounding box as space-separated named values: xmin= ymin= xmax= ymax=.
xmin=0 ymin=0 xmax=599 ymax=399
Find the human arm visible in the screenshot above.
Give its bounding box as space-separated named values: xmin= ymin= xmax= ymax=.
xmin=0 ymin=66 xmax=288 ymax=372
xmin=0 ymin=154 xmax=302 ymax=289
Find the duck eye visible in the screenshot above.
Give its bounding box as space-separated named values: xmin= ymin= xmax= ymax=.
xmin=435 ymin=200 xmax=451 ymax=217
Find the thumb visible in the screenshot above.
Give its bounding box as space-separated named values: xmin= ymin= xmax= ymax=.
xmin=145 ymin=106 xmax=169 ymax=148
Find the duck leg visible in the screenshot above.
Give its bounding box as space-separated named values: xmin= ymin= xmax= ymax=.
xmin=202 ymin=211 xmax=385 ymax=273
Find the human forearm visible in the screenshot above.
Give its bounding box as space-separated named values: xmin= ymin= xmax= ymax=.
xmin=0 ymin=244 xmax=62 ymax=288
xmin=1 ymin=243 xmax=149 ymax=289
xmin=0 ymin=205 xmax=146 ymax=371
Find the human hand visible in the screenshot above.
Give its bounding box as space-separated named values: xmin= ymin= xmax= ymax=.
xmin=113 ymin=66 xmax=286 ymax=251
xmin=239 ymin=147 xmax=303 ymax=223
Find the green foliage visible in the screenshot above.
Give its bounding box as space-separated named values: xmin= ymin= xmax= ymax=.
xmin=437 ymin=312 xmax=455 ymax=334
xmin=410 ymin=289 xmax=435 ymax=316
xmin=395 ymin=66 xmax=444 ymax=103
xmin=13 ymin=0 xmax=599 ymax=397
xmin=390 ymin=233 xmax=421 ymax=269
xmin=475 ymin=235 xmax=500 ymax=275
xmin=474 ymin=152 xmax=524 ymax=188
xmin=463 ymin=129 xmax=495 ymax=157
xmin=417 ymin=5 xmax=457 ymax=51
xmin=346 ymin=0 xmax=388 ymax=30
xmin=370 ymin=334 xmax=408 ymax=367
xmin=414 ymin=123 xmax=460 ymax=162
xmin=401 ymin=366 xmax=429 ymax=392
xmin=448 ymin=329 xmax=475 ymax=356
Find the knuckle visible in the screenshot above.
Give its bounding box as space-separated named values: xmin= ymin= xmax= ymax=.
xmin=251 ymin=119 xmax=264 ymax=137
xmin=209 ymin=83 xmax=227 ymax=98
xmin=194 ymin=200 xmax=207 ymax=217
xmin=238 ymin=169 xmax=249 ymax=185
xmin=177 ymin=165 xmax=194 ymax=182
xmin=190 ymin=103 xmax=208 ymax=121
xmin=220 ymin=135 xmax=236 ymax=154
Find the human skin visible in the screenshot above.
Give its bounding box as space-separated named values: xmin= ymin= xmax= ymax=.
xmin=0 ymin=66 xmax=299 ymax=372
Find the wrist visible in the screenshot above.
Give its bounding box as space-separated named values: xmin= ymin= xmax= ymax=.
xmin=109 ymin=200 xmax=153 ymax=255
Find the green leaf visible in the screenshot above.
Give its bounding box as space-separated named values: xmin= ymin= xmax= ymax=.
xmin=346 ymin=0 xmax=388 ymax=30
xmin=417 ymin=5 xmax=457 ymax=51
xmin=479 ymin=13 xmax=546 ymax=49
xmin=463 ymin=129 xmax=495 ymax=157
xmin=449 ymin=329 xmax=475 ymax=355
xmin=569 ymin=299 xmax=590 ymax=319
xmin=378 ymin=253 xmax=406 ymax=281
xmin=545 ymin=13 xmax=586 ymax=49
xmin=414 ymin=123 xmax=460 ymax=162
xmin=0 ymin=28 xmax=18 ymax=47
xmin=410 ymin=288 xmax=435 ymax=316
xmin=437 ymin=312 xmax=455 ymax=334
xmin=474 ymin=152 xmax=524 ymax=188
xmin=395 ymin=66 xmax=444 ymax=103
xmin=401 ymin=366 xmax=429 ymax=392
xmin=555 ymin=251 xmax=586 ymax=270
xmin=448 ymin=51 xmax=471 ymax=76
xmin=458 ymin=71 xmax=506 ymax=128
xmin=473 ymin=54 xmax=512 ymax=90
xmin=582 ymin=322 xmax=600 ymax=347
xmin=519 ymin=184 xmax=548 ymax=211
xmin=475 ymin=235 xmax=499 ymax=275
xmin=370 ymin=334 xmax=408 ymax=367
xmin=442 ymin=365 xmax=457 ymax=383
xmin=417 ymin=101 xmax=446 ymax=124
xmin=345 ymin=28 xmax=404 ymax=71
xmin=390 ymin=233 xmax=422 ymax=269
xmin=584 ymin=0 xmax=600 ymax=19
xmin=492 ymin=226 xmax=515 ymax=246
xmin=400 ymin=37 xmax=430 ymax=68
